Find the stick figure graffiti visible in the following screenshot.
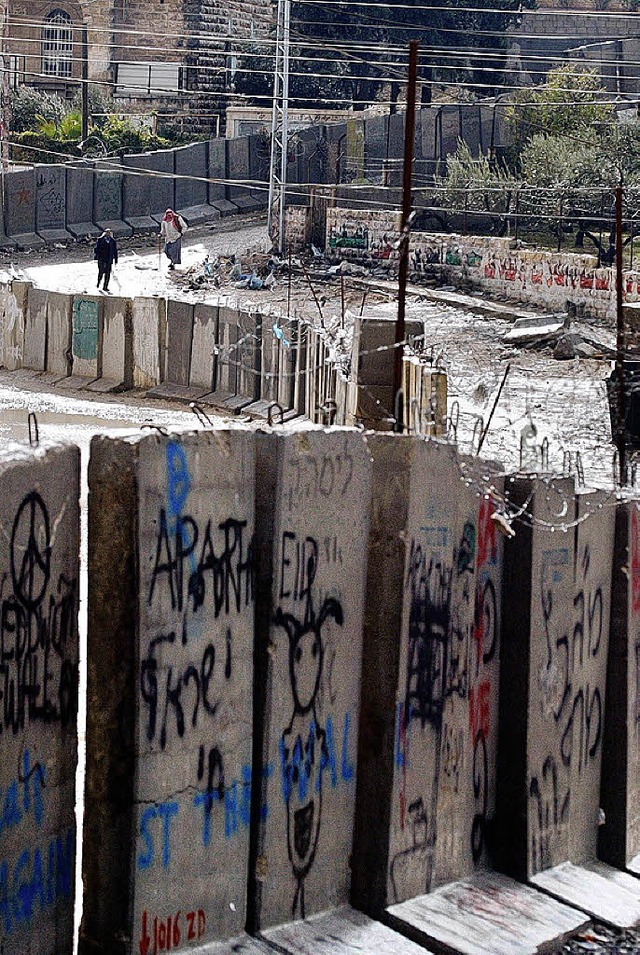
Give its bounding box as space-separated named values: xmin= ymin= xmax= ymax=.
xmin=274 ymin=594 xmax=344 ymax=919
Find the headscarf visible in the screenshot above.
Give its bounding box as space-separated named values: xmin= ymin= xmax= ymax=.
xmin=162 ymin=209 xmax=182 ymax=233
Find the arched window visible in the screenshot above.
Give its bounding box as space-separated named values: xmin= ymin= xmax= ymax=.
xmin=42 ymin=10 xmax=73 ymax=78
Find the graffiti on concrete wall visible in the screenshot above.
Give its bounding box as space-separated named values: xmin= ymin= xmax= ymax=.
xmin=0 ymin=491 xmax=78 ymax=736
xmin=274 ymin=525 xmax=355 ymax=918
xmin=0 ymin=748 xmax=74 ymax=938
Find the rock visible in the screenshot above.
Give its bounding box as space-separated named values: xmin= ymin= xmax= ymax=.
xmin=554 ymin=333 xmax=581 ymax=359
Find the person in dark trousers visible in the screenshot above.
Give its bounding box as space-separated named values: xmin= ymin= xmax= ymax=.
xmin=94 ymin=229 xmax=118 ymax=291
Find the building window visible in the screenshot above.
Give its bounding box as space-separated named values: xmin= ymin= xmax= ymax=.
xmin=115 ymin=62 xmax=184 ymax=96
xmin=42 ymin=10 xmax=73 ymax=78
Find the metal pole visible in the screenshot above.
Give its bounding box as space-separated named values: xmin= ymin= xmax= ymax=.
xmin=1 ymin=0 xmax=10 ymax=173
xmin=267 ymin=0 xmax=290 ymax=252
xmin=615 ymin=183 xmax=627 ymax=485
xmin=81 ymin=24 xmax=89 ymax=143
xmin=392 ymin=39 xmax=418 ymax=433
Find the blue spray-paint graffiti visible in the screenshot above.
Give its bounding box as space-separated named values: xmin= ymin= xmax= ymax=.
xmin=137 ymin=802 xmax=179 ymax=870
xmin=0 ymin=750 xmax=74 ymax=937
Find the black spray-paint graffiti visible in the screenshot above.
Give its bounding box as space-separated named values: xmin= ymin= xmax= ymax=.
xmin=391 ymin=521 xmax=475 ymax=900
xmin=0 ymin=492 xmax=78 ymax=735
xmin=530 ymin=542 xmax=604 ymax=873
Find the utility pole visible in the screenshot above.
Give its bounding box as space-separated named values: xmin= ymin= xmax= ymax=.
xmin=615 ymin=183 xmax=627 ymax=485
xmin=81 ymin=24 xmax=89 ymax=142
xmin=392 ymin=40 xmax=418 ymax=433
xmin=267 ymin=0 xmax=290 ymax=253
xmin=1 ymin=0 xmax=10 ymax=171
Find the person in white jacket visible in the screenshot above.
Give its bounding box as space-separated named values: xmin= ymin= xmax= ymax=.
xmin=160 ymin=209 xmax=188 ymax=269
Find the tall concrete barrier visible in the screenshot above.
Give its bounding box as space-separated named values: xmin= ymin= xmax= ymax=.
xmin=250 ymin=430 xmax=372 ymax=930
xmin=601 ymin=501 xmax=640 ymax=872
xmin=175 ymin=142 xmax=215 ymax=224
xmin=226 ymin=137 xmax=256 ymax=212
xmin=209 ymin=138 xmax=235 ymax=216
xmin=123 ymin=153 xmax=157 ymax=232
xmin=45 ymin=291 xmax=73 ymax=379
xmin=144 ymin=149 xmax=175 ymax=219
xmin=82 ymin=430 xmax=256 ymax=952
xmin=0 ymin=278 xmax=28 ymax=371
xmin=0 ymin=443 xmax=80 ymax=954
xmin=94 ymin=160 xmax=131 ymax=237
xmin=214 ymin=305 xmax=239 ymax=400
xmin=23 ymin=286 xmax=48 ymax=372
xmin=497 ymin=479 xmax=640 ymax=928
xmin=66 ymin=162 xmax=98 ymax=239
xmin=71 ymin=295 xmax=102 ymax=382
xmin=148 ymin=299 xmax=198 ymax=400
xmin=35 ymin=164 xmax=70 ymax=243
xmin=86 ymin=295 xmax=130 ymax=393
xmin=6 ymin=168 xmax=42 ymax=249
xmin=132 ymin=296 xmax=166 ymax=389
xmin=353 ymin=439 xmax=504 ymax=910
xmin=190 ymin=303 xmax=218 ymax=393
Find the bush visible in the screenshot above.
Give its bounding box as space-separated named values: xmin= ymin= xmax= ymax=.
xmin=10 ymin=87 xmax=67 ymax=133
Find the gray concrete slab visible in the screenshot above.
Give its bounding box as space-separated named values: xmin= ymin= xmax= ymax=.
xmin=95 ymin=219 xmax=133 ymax=239
xmin=250 ymin=430 xmax=372 ymax=930
xmin=82 ymin=430 xmax=256 ymax=952
xmin=38 ymin=227 xmax=72 ymax=244
xmin=216 ymin=306 xmax=239 ymax=396
xmin=145 ymin=382 xmax=209 ymax=403
xmin=125 ymin=215 xmax=159 ymax=233
xmin=123 ymin=152 xmax=152 ymax=219
xmin=208 ymin=138 xmax=227 ymax=204
xmin=175 ymin=141 xmax=209 ymax=209
xmin=386 ymin=871 xmax=588 ymax=955
xmin=132 ymin=296 xmax=166 ymax=389
xmin=45 ymin=290 xmax=73 ymax=379
xmin=227 ymin=137 xmax=251 ymax=203
xmin=13 ymin=232 xmax=46 ymax=250
xmin=0 ymin=443 xmax=80 ymax=955
xmin=67 ymin=221 xmax=100 ymax=240
xmin=36 ymin=164 xmax=66 ymax=233
xmin=166 ymin=299 xmax=194 ymax=386
xmin=23 ymin=285 xmax=48 ymax=371
xmin=0 ymin=279 xmax=28 ymax=370
xmin=71 ymin=295 xmax=102 ymax=380
xmin=5 ymin=168 xmax=36 ymax=237
xmin=190 ymin=303 xmax=218 ymax=392
xmin=66 ymin=161 xmax=94 ymax=229
xmin=94 ymin=161 xmax=123 ymax=224
xmin=179 ymin=204 xmax=219 ymax=227
xmin=531 ymin=860 xmax=640 ymax=929
xmin=263 ymin=905 xmax=432 ymax=954
xmin=145 ymin=149 xmax=175 ymax=216
xmin=100 ymin=295 xmax=130 ymax=390
xmin=211 ymin=199 xmax=239 ymax=217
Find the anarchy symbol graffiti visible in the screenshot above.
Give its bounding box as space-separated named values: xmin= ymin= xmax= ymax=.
xmin=10 ymin=491 xmax=51 ymax=610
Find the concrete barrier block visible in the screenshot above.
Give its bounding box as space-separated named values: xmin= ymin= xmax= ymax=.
xmin=214 ymin=306 xmax=239 ymax=399
xmin=123 ymin=152 xmax=152 ymax=221
xmin=226 ymin=137 xmax=251 ymax=203
xmin=5 ymin=168 xmax=38 ymax=246
xmin=353 ymin=440 xmax=505 ymax=909
xmin=71 ymin=295 xmax=102 ymax=380
xmin=132 ymin=297 xmax=166 ymax=389
xmin=165 ymin=299 xmax=194 ymax=386
xmin=145 ymin=149 xmax=175 ymax=217
xmin=94 ymin=160 xmax=131 ymax=236
xmin=85 ymin=295 xmax=130 ymax=393
xmin=277 ymin=317 xmax=297 ymax=411
xmin=250 ymin=430 xmax=372 ymax=929
xmin=46 ymin=291 xmax=73 ymax=379
xmin=0 ymin=278 xmax=28 ymax=370
xmin=601 ymin=501 xmax=640 ymax=870
xmin=208 ymin=138 xmax=227 ymax=204
xmin=35 ymin=164 xmax=71 ymax=242
xmin=175 ymin=142 xmax=210 ymax=211
xmin=82 ymin=430 xmax=255 ymax=952
xmin=66 ymin=161 xmax=98 ymax=238
xmin=190 ymin=303 xmax=218 ymax=392
xmin=0 ymin=443 xmax=80 ymax=954
xmin=23 ymin=285 xmax=48 ymax=371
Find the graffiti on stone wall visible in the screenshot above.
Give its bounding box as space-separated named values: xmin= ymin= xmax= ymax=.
xmin=36 ymin=168 xmax=64 ymax=228
xmin=94 ymin=173 xmax=121 ymax=219
xmin=274 ymin=527 xmax=354 ymax=918
xmin=328 ymin=224 xmax=369 ymax=251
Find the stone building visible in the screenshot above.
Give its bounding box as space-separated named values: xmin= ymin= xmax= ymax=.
xmin=2 ymin=0 xmax=273 ymax=131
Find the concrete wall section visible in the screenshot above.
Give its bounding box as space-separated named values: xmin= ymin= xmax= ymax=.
xmin=144 ymin=150 xmax=175 ymax=217
xmin=5 ymin=168 xmax=36 ymax=237
xmin=237 ymin=309 xmax=261 ymax=401
xmin=35 ymin=165 xmax=67 ymax=235
xmin=82 ymin=431 xmax=256 ymax=951
xmin=132 ymin=297 xmax=166 ymax=389
xmin=123 ymin=153 xmax=153 ymax=223
xmin=72 ymin=296 xmax=102 ymax=380
xmin=165 ymin=299 xmax=194 ymax=386
xmin=66 ymin=162 xmax=97 ymax=237
xmin=46 ymin=292 xmax=73 ymax=378
xmin=215 ymin=306 xmax=239 ymax=397
xmin=190 ymin=303 xmax=218 ymax=391
xmin=496 ymin=478 xmax=615 ymax=879
xmin=175 ymin=142 xmax=209 ymax=210
xmin=0 ymin=278 xmax=28 ymax=370
xmin=601 ymin=502 xmax=640 ymax=869
xmin=100 ymin=296 xmax=131 ymax=389
xmin=226 ymin=137 xmax=250 ymax=202
xmin=23 ymin=286 xmax=48 ymax=371
xmin=0 ymin=443 xmax=80 ymax=954
xmin=208 ymin=139 xmax=227 ymax=205
xmin=251 ymin=430 xmax=372 ymax=929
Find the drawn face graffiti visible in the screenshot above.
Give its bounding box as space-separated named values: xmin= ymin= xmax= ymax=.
xmin=275 ymin=595 xmax=343 ymax=919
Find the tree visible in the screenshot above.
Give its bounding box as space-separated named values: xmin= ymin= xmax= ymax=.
xmin=9 ymin=87 xmax=66 ymax=133
xmin=433 ymin=140 xmax=518 ymax=234
xmin=506 ymin=64 xmax=614 ymax=154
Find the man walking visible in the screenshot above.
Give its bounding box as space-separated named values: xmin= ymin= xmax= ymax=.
xmin=160 ymin=209 xmax=188 ymax=270
xmin=94 ymin=229 xmax=118 ymax=291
